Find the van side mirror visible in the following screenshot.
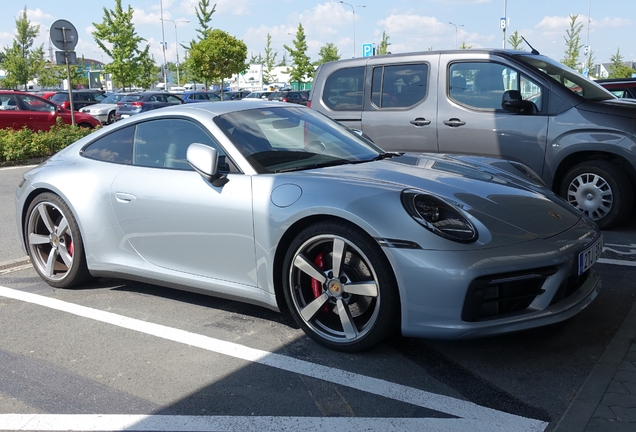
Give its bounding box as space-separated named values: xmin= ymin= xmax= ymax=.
xmin=502 ymin=90 xmax=537 ymax=114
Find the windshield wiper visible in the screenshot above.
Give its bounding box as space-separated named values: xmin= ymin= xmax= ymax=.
xmin=275 ymin=159 xmax=351 ymax=173
xmin=372 ymin=152 xmax=402 ymax=161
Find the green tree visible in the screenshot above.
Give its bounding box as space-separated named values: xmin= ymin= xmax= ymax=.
xmin=561 ymin=14 xmax=583 ymax=69
xmin=608 ymin=48 xmax=636 ymax=78
xmin=194 ymin=0 xmax=216 ymax=40
xmin=378 ymin=31 xmax=391 ymax=55
xmin=459 ymin=42 xmax=473 ymax=49
xmin=508 ymin=31 xmax=525 ymax=50
xmin=278 ymin=53 xmax=287 ymax=67
xmin=284 ymin=23 xmax=314 ymax=85
xmin=0 ymin=7 xmax=45 ymax=90
xmin=188 ymin=29 xmax=247 ymax=97
xmin=92 ymin=0 xmax=153 ymax=90
xmin=263 ymin=34 xmax=278 ymax=84
xmin=37 ymin=63 xmax=64 ymax=88
xmin=314 ymin=43 xmax=340 ymax=66
xmin=248 ymin=52 xmax=264 ymax=64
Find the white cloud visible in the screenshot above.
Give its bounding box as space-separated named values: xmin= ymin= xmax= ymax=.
xmin=179 ymin=0 xmax=253 ymax=17
xmin=377 ymin=14 xmax=448 ymax=37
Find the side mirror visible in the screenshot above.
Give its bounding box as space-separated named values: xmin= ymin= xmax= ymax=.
xmin=186 ymin=143 xmax=229 ymax=187
xmin=501 ymin=90 xmax=537 ymax=114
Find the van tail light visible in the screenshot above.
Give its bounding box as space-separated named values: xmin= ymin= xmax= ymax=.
xmin=117 ymin=102 xmax=121 ymax=106
xmin=132 ymin=102 xmax=145 ymax=107
xmin=282 ymin=97 xmax=288 ymax=102
xmin=307 ymin=100 xmax=312 ymax=108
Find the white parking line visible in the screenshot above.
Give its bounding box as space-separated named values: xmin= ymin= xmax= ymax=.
xmin=0 ymin=286 xmax=547 ymax=432
xmin=0 ymin=414 xmax=539 ymax=432
xmin=597 ymin=258 xmax=636 ymax=267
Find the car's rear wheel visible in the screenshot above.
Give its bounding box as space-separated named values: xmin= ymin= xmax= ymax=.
xmin=560 ymin=160 xmax=633 ymax=229
xmin=25 ymin=193 xmax=91 ymax=288
xmin=107 ymin=110 xmax=115 ymax=124
xmin=283 ymin=220 xmax=400 ymax=352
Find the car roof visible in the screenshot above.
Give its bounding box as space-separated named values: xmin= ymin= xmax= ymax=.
xmin=118 ymin=100 xmax=297 ymax=120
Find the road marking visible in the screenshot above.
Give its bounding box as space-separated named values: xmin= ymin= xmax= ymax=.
xmin=0 ymin=285 xmax=547 ymax=432
xmin=597 ymin=258 xmax=636 ymax=267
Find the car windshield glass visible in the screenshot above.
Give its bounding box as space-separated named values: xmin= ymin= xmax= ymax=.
xmin=515 ymin=54 xmax=615 ymax=101
xmin=214 ymin=107 xmax=382 ymax=174
xmin=121 ymin=95 xmax=143 ymax=102
xmin=51 ymin=93 xmax=68 ymax=101
xmin=102 ymin=93 xmax=128 ymax=104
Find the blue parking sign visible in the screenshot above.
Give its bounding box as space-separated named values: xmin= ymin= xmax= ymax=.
xmin=362 ymin=43 xmax=374 ymax=57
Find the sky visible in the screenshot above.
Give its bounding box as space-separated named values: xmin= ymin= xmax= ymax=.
xmin=0 ymin=0 xmax=633 ymax=69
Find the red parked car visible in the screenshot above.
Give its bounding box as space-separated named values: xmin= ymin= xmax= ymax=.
xmin=0 ymin=90 xmax=101 ymax=131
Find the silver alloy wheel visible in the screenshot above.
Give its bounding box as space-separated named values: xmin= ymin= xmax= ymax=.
xmin=288 ymin=234 xmax=380 ymax=344
xmin=565 ymin=172 xmax=613 ymax=221
xmin=27 ymin=201 xmax=75 ymax=282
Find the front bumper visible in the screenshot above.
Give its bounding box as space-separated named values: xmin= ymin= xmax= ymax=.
xmin=384 ymin=217 xmax=602 ymax=339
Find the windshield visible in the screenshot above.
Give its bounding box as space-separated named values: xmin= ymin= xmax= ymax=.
xmin=515 ymin=54 xmax=615 ymax=101
xmin=121 ymin=95 xmax=143 ymax=102
xmin=214 ymin=107 xmax=383 ymax=174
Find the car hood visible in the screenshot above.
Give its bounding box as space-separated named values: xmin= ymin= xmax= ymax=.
xmin=577 ymin=97 xmax=636 ymax=119
xmin=311 ymin=153 xmax=582 ymax=239
xmin=80 ymin=103 xmax=116 ymax=111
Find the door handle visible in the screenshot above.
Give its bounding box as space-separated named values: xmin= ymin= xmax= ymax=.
xmin=443 ymin=118 xmax=466 ymax=127
xmin=114 ymin=192 xmax=137 ymax=203
xmin=409 ymin=117 xmax=431 ymax=127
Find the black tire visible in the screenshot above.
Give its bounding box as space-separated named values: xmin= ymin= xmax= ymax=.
xmin=24 ymin=192 xmax=91 ymax=288
xmin=559 ymin=160 xmax=633 ymax=229
xmin=107 ymin=110 xmax=115 ymax=124
xmin=282 ymin=220 xmax=400 ymax=352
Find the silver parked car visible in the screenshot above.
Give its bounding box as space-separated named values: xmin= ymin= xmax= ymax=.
xmin=15 ymin=101 xmax=602 ymax=352
xmin=310 ymin=49 xmax=636 ymax=229
xmin=79 ymin=92 xmax=130 ymax=124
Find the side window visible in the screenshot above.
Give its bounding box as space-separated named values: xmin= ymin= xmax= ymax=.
xmin=449 ymin=62 xmax=542 ymax=110
xmin=82 ymin=126 xmax=134 ymax=164
xmin=371 ymin=63 xmax=429 ymax=108
xmin=166 ymin=95 xmax=182 ymax=104
xmin=321 ymin=66 xmax=364 ymax=111
xmin=19 ymin=95 xmax=56 ymax=112
xmin=0 ymin=95 xmax=19 ymax=110
xmin=133 ymin=118 xmax=235 ymax=172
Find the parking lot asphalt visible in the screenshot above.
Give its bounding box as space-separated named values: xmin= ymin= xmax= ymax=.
xmin=1 ymin=164 xmax=636 ymax=431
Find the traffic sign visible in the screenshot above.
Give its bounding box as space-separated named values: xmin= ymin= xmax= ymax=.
xmin=361 ymin=43 xmax=373 ymax=57
xmin=49 ymin=19 xmax=78 ymax=51
xmin=500 ymin=18 xmax=507 ymax=30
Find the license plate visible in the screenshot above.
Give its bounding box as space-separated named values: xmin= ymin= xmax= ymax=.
xmin=578 ymin=235 xmax=603 ymax=275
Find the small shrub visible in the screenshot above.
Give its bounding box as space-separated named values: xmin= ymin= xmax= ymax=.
xmin=0 ymin=118 xmax=97 ymax=163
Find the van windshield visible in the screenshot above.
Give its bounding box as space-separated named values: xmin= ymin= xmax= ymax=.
xmin=515 ymin=54 xmax=615 ymax=101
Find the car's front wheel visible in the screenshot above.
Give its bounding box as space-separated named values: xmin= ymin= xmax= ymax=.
xmin=107 ymin=110 xmax=115 ymax=124
xmin=24 ymin=193 xmax=91 ymax=288
xmin=560 ymin=160 xmax=633 ymax=229
xmin=283 ymin=220 xmax=400 ymax=352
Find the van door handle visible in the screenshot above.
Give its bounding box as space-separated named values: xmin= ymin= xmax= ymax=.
xmin=443 ymin=118 xmax=466 ymax=127
xmin=409 ymin=117 xmax=431 ymax=127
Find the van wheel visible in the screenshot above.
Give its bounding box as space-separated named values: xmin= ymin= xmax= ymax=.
xmin=560 ymin=160 xmax=633 ymax=229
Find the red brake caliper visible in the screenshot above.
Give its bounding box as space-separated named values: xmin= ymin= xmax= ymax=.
xmin=311 ymin=252 xmax=332 ymax=313
xmin=311 ymin=252 xmax=325 ymax=299
xmin=68 ymin=238 xmax=74 ymax=257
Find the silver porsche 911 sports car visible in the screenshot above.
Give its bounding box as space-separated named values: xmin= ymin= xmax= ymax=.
xmin=15 ymin=101 xmax=603 ymax=352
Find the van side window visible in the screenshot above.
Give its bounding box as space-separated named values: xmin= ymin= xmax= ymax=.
xmin=449 ymin=62 xmax=542 ymax=110
xmin=371 ymin=63 xmax=429 ymax=108
xmin=321 ymin=67 xmax=364 ymax=111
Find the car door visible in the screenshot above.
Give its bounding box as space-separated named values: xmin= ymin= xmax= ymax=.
xmin=109 ymin=118 xmax=257 ymax=286
xmin=436 ymin=52 xmax=550 ymax=176
xmin=15 ymin=94 xmax=60 ymax=131
xmin=361 ymin=56 xmax=439 ymax=153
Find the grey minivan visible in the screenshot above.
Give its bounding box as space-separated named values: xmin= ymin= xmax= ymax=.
xmin=309 ymin=49 xmax=636 ymax=229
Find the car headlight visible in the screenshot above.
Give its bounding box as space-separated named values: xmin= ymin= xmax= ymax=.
xmin=401 ymin=190 xmax=478 ymax=243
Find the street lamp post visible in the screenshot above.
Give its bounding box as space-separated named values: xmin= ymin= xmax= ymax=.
xmin=449 ymin=22 xmax=464 ymax=49
xmin=340 ymin=1 xmax=366 ymax=57
xmin=159 ymin=0 xmax=168 ymax=90
xmin=161 ymin=18 xmax=190 ymax=87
